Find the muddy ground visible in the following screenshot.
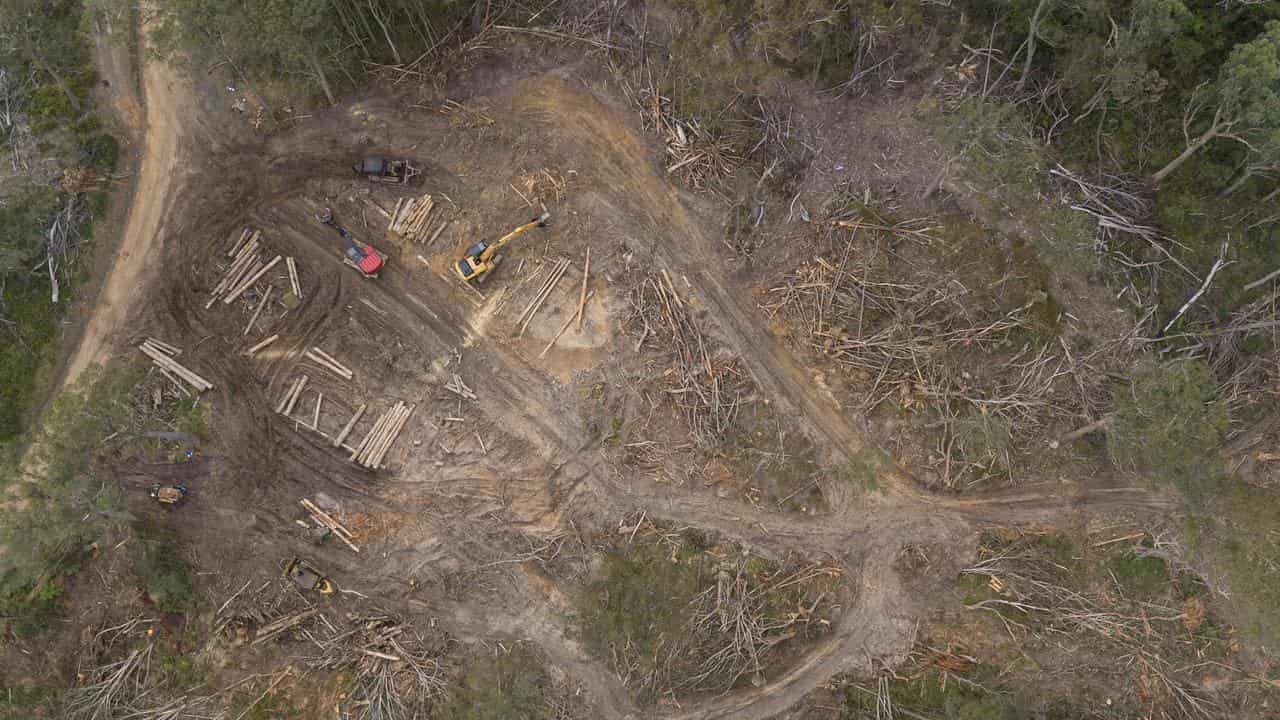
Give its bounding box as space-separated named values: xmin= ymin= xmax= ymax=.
xmin=26 ymin=30 xmax=1191 ymax=720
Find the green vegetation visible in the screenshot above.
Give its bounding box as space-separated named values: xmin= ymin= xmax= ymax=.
xmin=578 ymin=529 xmax=837 ymax=704
xmin=1189 ymin=482 xmax=1280 ymax=648
xmin=1 ymin=0 xmax=121 ymax=449
xmin=131 ymin=529 xmax=197 ymax=615
xmin=840 ymin=669 xmax=1021 ymax=720
xmin=1109 ymin=357 xmax=1228 ymax=500
xmin=432 ymin=646 xmax=557 ymax=720
xmin=155 ymin=0 xmax=471 ymax=106
xmin=0 ymin=366 xmax=133 ymax=635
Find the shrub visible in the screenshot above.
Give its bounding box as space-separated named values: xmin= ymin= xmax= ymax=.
xmin=432 ymin=646 xmax=552 ymax=720
xmin=131 ymin=533 xmax=196 ymax=614
xmin=0 ymin=366 xmax=134 ymax=633
xmin=1108 ymin=357 xmax=1228 ymax=500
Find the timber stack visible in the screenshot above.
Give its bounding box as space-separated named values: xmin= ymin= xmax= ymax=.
xmin=138 ymin=338 xmax=213 ymax=393
xmin=388 ymin=193 xmax=436 ymax=241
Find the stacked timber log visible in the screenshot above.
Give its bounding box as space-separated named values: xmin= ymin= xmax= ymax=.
xmin=227 ymin=228 xmax=260 ymax=258
xmin=304 ymin=347 xmax=353 ymax=380
xmin=207 ymin=231 xmax=263 ymax=308
xmin=349 ymin=402 xmax=415 ymax=469
xmin=138 ymin=338 xmax=213 ymax=393
xmin=388 ymin=194 xmax=435 ymax=241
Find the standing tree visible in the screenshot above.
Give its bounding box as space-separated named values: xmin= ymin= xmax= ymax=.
xmin=1153 ymin=21 xmax=1280 ymax=184
xmin=0 ymin=0 xmax=85 ymax=114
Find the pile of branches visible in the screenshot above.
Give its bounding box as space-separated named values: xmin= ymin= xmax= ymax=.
xmin=67 ymin=618 xmax=219 ymax=720
xmin=611 ymin=62 xmax=742 ymax=189
xmin=42 ymin=192 xmax=90 ymax=303
xmin=1050 ymin=164 xmax=1196 ymax=313
xmin=627 ymin=272 xmax=746 ymax=447
xmin=304 ymin=613 xmax=452 ymax=720
xmin=762 ymin=223 xmax=1094 ymax=486
xmin=682 ymin=558 xmax=840 ymax=691
xmin=961 ymin=535 xmax=1218 ymax=720
xmin=608 ymin=515 xmax=842 ymax=698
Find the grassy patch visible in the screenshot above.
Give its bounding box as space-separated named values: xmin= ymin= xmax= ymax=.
xmin=432 ymin=646 xmax=557 ymax=720
xmin=1109 ymin=356 xmax=1228 ymax=501
xmin=929 ymin=97 xmax=1097 ymax=274
xmin=1189 ymin=482 xmax=1280 ymax=650
xmin=578 ymin=527 xmax=838 ymax=704
xmin=845 ymin=448 xmax=883 ymax=494
xmin=0 ymin=365 xmax=136 ymax=635
xmin=0 ymin=685 xmax=58 ymax=719
xmin=131 ymin=529 xmax=197 ymax=615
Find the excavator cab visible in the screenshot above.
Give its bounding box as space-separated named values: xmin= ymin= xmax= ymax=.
xmin=285 ymin=557 xmax=335 ymax=594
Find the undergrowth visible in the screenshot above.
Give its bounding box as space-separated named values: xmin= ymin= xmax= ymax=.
xmin=578 ymin=524 xmax=839 ymax=704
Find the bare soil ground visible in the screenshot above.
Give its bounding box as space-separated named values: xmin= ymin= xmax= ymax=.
xmin=31 ymin=31 xmax=1198 ymax=720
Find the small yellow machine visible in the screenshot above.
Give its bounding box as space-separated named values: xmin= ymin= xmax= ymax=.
xmin=285 ymin=557 xmax=335 ymax=594
xmin=454 ymin=212 xmax=550 ymax=283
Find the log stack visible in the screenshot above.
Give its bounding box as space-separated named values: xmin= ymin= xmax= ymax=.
xmin=138 ymin=339 xmax=213 ymax=393
xmin=207 ymin=231 xmax=263 ymax=308
xmin=349 ymin=402 xmax=415 ymax=469
xmin=389 ymin=194 xmax=435 ymax=241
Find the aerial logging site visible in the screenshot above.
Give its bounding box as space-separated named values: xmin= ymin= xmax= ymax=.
xmin=2 ymin=0 xmax=1280 ymax=718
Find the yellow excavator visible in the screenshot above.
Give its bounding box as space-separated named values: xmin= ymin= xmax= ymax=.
xmin=454 ymin=212 xmax=550 ymax=283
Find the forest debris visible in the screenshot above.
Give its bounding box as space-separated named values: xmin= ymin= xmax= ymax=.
xmin=246 ymin=334 xmax=279 ymax=356
xmin=444 ymin=374 xmax=476 ymax=400
xmin=576 ymin=246 xmax=590 ymax=332
xmin=426 ymin=220 xmax=449 ymax=247
xmin=305 ymin=347 xmax=354 ymax=380
xmin=541 ymin=290 xmax=595 ymax=358
xmin=518 ymin=258 xmax=570 ymax=336
xmin=334 ymin=404 xmax=367 ymax=448
xmin=251 ymin=608 xmax=319 ymax=646
xmin=286 ymin=256 xmax=301 ymax=298
xmin=301 ymin=498 xmax=360 ymax=553
xmin=243 ymin=285 xmax=273 ymax=336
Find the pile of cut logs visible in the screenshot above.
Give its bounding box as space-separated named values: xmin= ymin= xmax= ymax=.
xmin=138 ymin=337 xmax=213 ymax=393
xmin=208 ymin=227 xmax=282 ymax=308
xmin=349 ymin=402 xmax=415 ymax=469
xmin=388 ymin=194 xmax=442 ymax=242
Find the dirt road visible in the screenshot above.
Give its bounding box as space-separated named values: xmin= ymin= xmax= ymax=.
xmin=65 ymin=29 xmax=187 ymax=386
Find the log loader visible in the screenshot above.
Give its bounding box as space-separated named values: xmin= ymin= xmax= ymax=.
xmin=149 ymin=484 xmax=187 ymax=505
xmin=353 ymin=156 xmax=420 ymax=184
xmin=454 ymin=212 xmax=551 ymax=283
xmin=318 ymin=208 xmax=386 ymax=278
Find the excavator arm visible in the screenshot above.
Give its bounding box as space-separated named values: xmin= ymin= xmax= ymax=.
xmin=478 ymin=212 xmax=550 ymax=263
xmin=455 ymin=212 xmax=550 ymax=283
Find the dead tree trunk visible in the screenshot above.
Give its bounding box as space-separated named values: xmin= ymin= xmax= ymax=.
xmin=308 ymin=53 xmax=337 ymax=106
xmin=1014 ymin=0 xmax=1052 ymax=93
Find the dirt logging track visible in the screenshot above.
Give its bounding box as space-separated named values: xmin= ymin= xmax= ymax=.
xmin=122 ymin=61 xmax=1172 ymax=719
